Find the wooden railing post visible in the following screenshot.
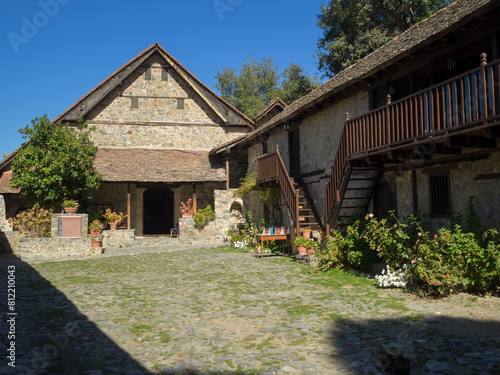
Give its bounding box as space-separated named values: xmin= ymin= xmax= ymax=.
xmin=386 ymin=94 xmax=392 ymax=144
xmin=276 ymin=144 xmax=280 ymax=177
xmin=480 ymin=52 xmax=488 ymax=118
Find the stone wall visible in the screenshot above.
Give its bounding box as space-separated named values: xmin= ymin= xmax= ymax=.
xmin=18 ymin=237 xmax=101 ymax=261
xmin=0 ymin=194 xmax=7 ymax=231
xmin=0 ymin=231 xmax=20 ymax=255
xmin=102 ymin=229 xmax=136 ymax=248
xmin=300 ymin=91 xmax=370 ymax=218
xmin=178 ymin=189 xmax=244 ymax=244
xmin=85 ymin=54 xmax=248 ymax=151
xmin=390 ymin=152 xmax=500 ymax=231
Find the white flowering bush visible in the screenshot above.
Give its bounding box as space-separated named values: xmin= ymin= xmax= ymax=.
xmin=375 ymin=264 xmax=410 ymax=288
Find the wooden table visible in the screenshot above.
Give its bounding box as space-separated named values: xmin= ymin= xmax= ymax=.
xmin=256 ymin=234 xmax=290 ymax=259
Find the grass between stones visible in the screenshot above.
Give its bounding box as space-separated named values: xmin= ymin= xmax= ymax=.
xmin=22 ymin=245 xmax=413 ymax=373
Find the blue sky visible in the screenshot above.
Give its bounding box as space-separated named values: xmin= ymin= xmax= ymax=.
xmin=0 ymin=0 xmax=326 ymax=156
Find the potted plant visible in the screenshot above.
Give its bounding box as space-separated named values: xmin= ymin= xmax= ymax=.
xmin=180 ymin=199 xmax=195 ymax=218
xmin=103 ymin=209 xmax=126 ymax=230
xmin=294 ymin=236 xmax=316 ymax=256
xmin=301 ymin=225 xmax=312 ymax=239
xmin=91 ymin=237 xmax=101 ymax=248
xmin=63 ymin=198 xmax=79 ymax=214
xmin=89 ymin=220 xmax=105 ymax=236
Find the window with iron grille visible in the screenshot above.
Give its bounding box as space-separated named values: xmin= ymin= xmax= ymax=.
xmin=429 ymin=173 xmax=451 ymax=217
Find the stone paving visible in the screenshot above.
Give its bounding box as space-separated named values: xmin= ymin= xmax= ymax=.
xmin=0 ymin=245 xmax=499 ymax=375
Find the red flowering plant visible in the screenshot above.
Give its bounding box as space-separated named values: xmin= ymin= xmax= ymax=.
xmin=180 ymin=199 xmax=195 ymax=215
xmin=103 ymin=208 xmax=126 ymax=224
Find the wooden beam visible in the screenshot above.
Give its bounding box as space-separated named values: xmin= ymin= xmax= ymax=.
xmin=127 ymin=183 xmax=131 ymax=230
xmin=414 ymin=144 xmax=461 ymax=155
xmin=446 ymin=135 xmax=497 ymax=149
xmin=225 ymin=152 xmax=230 ymax=190
xmin=192 ymin=184 xmax=197 ymax=212
xmin=387 ymin=150 xmax=432 ymax=160
xmin=484 ymin=126 xmax=500 ymax=139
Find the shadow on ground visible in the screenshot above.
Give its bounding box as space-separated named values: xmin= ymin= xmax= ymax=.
xmin=326 ymin=314 xmax=500 ymax=374
xmin=0 ymin=252 xmax=156 ymax=375
xmin=0 ymin=251 xmax=269 ymax=375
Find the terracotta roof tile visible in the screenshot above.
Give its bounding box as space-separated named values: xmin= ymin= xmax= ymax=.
xmin=95 ymin=148 xmax=227 ymax=183
xmin=0 ymin=171 xmax=19 ymax=194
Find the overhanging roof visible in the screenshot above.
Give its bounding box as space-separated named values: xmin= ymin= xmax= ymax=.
xmin=95 ymin=148 xmax=227 ymax=183
xmin=214 ymin=0 xmax=498 ymax=150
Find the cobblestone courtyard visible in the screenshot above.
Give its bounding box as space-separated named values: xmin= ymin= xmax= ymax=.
xmin=1 ymin=246 xmax=499 ymax=374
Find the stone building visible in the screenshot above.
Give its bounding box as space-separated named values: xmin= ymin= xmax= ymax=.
xmin=217 ymin=0 xmax=500 ymax=234
xmin=0 ymin=43 xmax=252 ymax=236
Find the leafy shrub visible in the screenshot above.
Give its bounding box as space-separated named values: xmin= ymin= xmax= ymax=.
xmin=318 ymin=216 xmax=377 ymax=271
xmin=318 ymin=211 xmax=500 ymax=296
xmin=227 ymin=211 xmax=262 ymax=249
xmin=193 ymin=205 xmax=215 ymax=228
xmin=9 ymin=204 xmax=53 ymax=237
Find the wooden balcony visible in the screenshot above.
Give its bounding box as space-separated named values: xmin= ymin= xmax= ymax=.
xmin=326 ymin=54 xmax=500 ymax=228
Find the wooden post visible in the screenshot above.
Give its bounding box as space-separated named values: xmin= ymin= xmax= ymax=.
xmin=225 ymin=150 xmax=230 ymax=190
xmin=192 ymin=184 xmax=197 ymax=212
xmin=386 ymin=95 xmax=392 ymax=144
xmin=127 ymin=183 xmax=131 ymax=230
xmin=480 ymin=52 xmax=488 ymax=118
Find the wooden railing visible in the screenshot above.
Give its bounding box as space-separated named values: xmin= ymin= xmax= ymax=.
xmin=257 ymin=146 xmax=299 ymax=234
xmin=326 ymin=55 xmax=500 ymax=226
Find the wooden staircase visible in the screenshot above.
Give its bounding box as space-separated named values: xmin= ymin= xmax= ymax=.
xmin=331 ymin=164 xmax=381 ymax=226
xmin=257 ymin=148 xmax=321 ymax=236
xmin=294 ymin=179 xmax=321 ymax=233
xmin=326 ymin=55 xmax=500 ymax=231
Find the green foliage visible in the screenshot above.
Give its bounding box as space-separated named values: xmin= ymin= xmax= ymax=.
xmin=194 ymin=205 xmax=216 ymax=228
xmin=316 ymin=0 xmax=453 ymax=77
xmin=234 ymin=159 xmax=280 ymax=207
xmin=215 ymin=57 xmax=319 ymax=118
xmin=318 ymin=215 xmax=377 ymax=271
xmin=227 ymin=211 xmax=262 ymax=248
xmin=9 ymin=204 xmax=53 ymax=237
xmin=11 ymin=115 xmax=101 ymax=205
xmin=294 ymin=236 xmax=318 ymax=249
xmin=62 ymin=198 xmax=79 ymax=208
xmin=317 ymin=212 xmax=500 ymax=296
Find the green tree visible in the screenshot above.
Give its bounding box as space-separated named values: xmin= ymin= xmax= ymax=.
xmin=215 ymin=57 xmax=319 ymax=118
xmin=11 ymin=115 xmax=101 ymax=205
xmin=316 ymin=0 xmax=454 ymax=77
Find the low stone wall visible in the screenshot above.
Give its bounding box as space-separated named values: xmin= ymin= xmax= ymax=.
xmin=0 ymin=231 xmax=20 ymax=255
xmin=178 ymin=189 xmax=244 ymax=245
xmin=178 ymin=217 xmax=226 ymax=245
xmin=102 ymin=229 xmax=136 ymax=248
xmin=18 ymin=237 xmax=101 ymax=261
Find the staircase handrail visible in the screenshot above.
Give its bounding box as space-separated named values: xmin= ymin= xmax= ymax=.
xmin=326 ymin=54 xmax=500 ymax=230
xmin=257 ymin=146 xmax=299 ymax=235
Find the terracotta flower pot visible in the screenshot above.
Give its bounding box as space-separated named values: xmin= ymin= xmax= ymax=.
xmin=307 ymin=248 xmax=316 ymax=257
xmin=302 ymin=229 xmax=312 ymax=239
xmin=90 ymin=230 xmax=101 ymax=237
xmin=91 ymin=240 xmax=101 ymax=248
xmin=297 ymin=245 xmax=307 ymax=256
xmin=109 ymin=222 xmax=117 ymax=230
xmin=64 ymin=207 xmax=78 ymax=214
xmin=182 ymin=213 xmax=193 ymax=218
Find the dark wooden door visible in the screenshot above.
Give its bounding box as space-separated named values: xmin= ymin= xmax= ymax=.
xmin=143 ymin=189 xmax=173 ymax=235
xmin=289 ymin=129 xmax=300 ymax=178
xmin=374 ymin=179 xmax=398 ymax=219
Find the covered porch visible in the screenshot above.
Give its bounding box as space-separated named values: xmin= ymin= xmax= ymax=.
xmin=93 ymin=148 xmax=228 ymax=236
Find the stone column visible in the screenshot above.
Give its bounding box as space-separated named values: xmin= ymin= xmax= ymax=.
xmin=0 ymin=194 xmax=7 ymax=231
